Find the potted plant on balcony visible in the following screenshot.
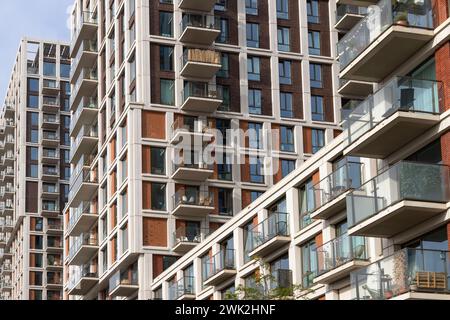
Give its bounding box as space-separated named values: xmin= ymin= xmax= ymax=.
xmin=394 ymin=12 xmax=409 ymax=26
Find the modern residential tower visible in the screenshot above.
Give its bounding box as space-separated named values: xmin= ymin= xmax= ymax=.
xmin=0 ymin=38 xmax=71 ymax=300
xmin=65 ymin=0 xmax=342 ymax=300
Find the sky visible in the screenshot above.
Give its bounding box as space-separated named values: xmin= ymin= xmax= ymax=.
xmin=0 ymin=0 xmax=74 ymax=103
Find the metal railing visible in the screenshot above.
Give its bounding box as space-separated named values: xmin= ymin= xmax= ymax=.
xmin=180 ymin=13 xmax=220 ymax=34
xmin=203 ymin=249 xmax=236 ymax=281
xmin=347 ymin=161 xmax=450 ymax=228
xmin=173 ymin=226 xmax=209 ymax=246
xmin=183 ymin=82 xmax=222 ymax=103
xmin=247 ymin=213 xmax=290 ymax=253
xmin=109 ymin=268 xmax=138 ymax=294
xmin=68 ymin=233 xmax=98 ymax=260
xmin=173 ymin=190 xmax=215 ymax=208
xmin=351 ymin=248 xmax=450 ymax=300
xmin=169 ymin=276 xmax=195 ymax=300
xmin=336 ymin=4 xmax=368 ymax=23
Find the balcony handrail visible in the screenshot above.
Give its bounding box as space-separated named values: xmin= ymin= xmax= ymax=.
xmin=336 ymin=4 xmax=368 ymax=22
xmin=173 ymin=190 xmax=215 ymax=208
xmin=203 ymin=249 xmax=236 ymax=281
xmin=343 ymin=76 xmax=442 ymax=147
xmin=169 ymin=275 xmax=195 ymax=299
xmin=173 ymin=226 xmax=210 ymax=245
xmin=347 ymin=161 xmax=450 ymax=228
xmin=183 ymin=82 xmax=222 ymax=102
xmin=72 ymin=11 xmax=98 ymax=48
xmin=248 ymin=212 xmax=290 ymax=252
xmin=43 ymin=95 xmax=60 ymax=106
xmin=180 ymin=13 xmax=220 ymax=33
xmin=338 ymin=0 xmax=434 ymax=69
xmin=109 ymin=268 xmax=138 ymax=293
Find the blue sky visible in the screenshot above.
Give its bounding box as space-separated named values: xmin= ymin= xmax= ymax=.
xmin=0 ymin=0 xmax=74 ymax=102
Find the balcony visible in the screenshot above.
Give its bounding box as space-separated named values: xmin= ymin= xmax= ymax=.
xmin=46 ymin=238 xmax=63 ymax=251
xmin=309 ymin=161 xmax=364 ymax=220
xmin=47 ymin=220 xmax=63 ymax=233
xmin=67 ymin=202 xmax=97 ymax=237
xmin=109 ymin=268 xmax=139 ymax=298
xmin=338 ymin=0 xmax=434 ymax=82
xmin=42 ymin=149 xmax=60 ymax=165
xmin=172 ymin=162 xmax=214 ymax=182
xmin=181 ymin=82 xmax=222 ymax=113
xmin=314 ymin=234 xmax=369 ymax=284
xmin=68 ymin=168 xmax=99 ymax=208
xmin=181 ymin=49 xmax=221 ymax=79
xmin=42 ymin=96 xmax=60 ymax=112
xmin=343 ymin=77 xmax=441 ymax=158
xmin=70 ymin=125 xmax=98 ymax=164
xmin=4 ymin=119 xmax=14 ymax=135
xmin=170 ymin=117 xmax=214 ymax=146
xmin=42 ymin=114 xmax=60 ymax=130
xmin=71 ymin=40 xmax=98 ymax=81
xmin=67 ymin=264 xmax=98 ymax=296
xmin=335 ymin=4 xmax=368 ymax=31
xmin=70 ymin=67 xmax=98 ymax=111
xmin=173 ymin=226 xmax=206 ymax=253
xmin=42 ymin=201 xmax=59 ymax=217
xmin=46 ymin=273 xmax=63 ymax=288
xmin=178 ymin=0 xmax=216 ymax=11
xmin=169 ymin=276 xmax=196 ymax=300
xmin=41 ymin=131 xmax=60 ymax=147
xmin=347 ymin=162 xmax=450 ymax=238
xmin=172 ymin=190 xmax=215 ymax=217
xmin=70 ymin=97 xmax=98 ymax=137
xmin=42 ymin=79 xmax=60 ymax=95
xmin=247 ymin=213 xmax=290 ymax=258
xmin=203 ymin=249 xmax=236 ymax=287
xmin=3 ymin=105 xmax=14 ymax=117
xmin=68 ymin=233 xmax=99 ymax=265
xmin=47 ymin=255 xmax=63 ymax=269
xmin=41 ymin=166 xmax=59 ymax=181
xmin=180 ymin=14 xmax=220 ymax=45
xmin=71 ymin=11 xmax=98 ymax=58
xmin=338 ymin=79 xmax=373 ymax=98
xmin=351 ymin=248 xmax=450 ymax=300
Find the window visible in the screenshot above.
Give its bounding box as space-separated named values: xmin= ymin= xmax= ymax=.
xmin=30 ymin=129 xmax=39 ymax=143
xmin=280 ymin=92 xmax=293 ymax=118
xmin=217 ymin=18 xmax=229 ymax=43
xmin=28 ymin=94 xmax=39 ymax=108
xmin=277 ymin=27 xmax=290 ymax=52
xmin=30 ymin=164 xmax=38 ymax=178
xmin=217 ymin=53 xmax=229 ymax=78
xmin=28 ymin=78 xmax=39 ymax=92
xmin=248 ymin=89 xmax=262 ymax=115
xmin=281 ymin=126 xmax=295 ymax=152
xmin=310 ymin=63 xmax=322 ymax=88
xmin=160 ymin=46 xmax=173 ymax=71
xmin=216 ymin=119 xmax=231 ymax=146
xmin=159 ymin=12 xmax=173 ymax=37
xmin=31 ymin=253 xmax=43 ymax=268
xmin=281 ymin=159 xmax=295 ymax=178
xmin=151 ymin=147 xmax=166 ymax=175
xmin=250 ymin=157 xmax=264 ymax=184
xmin=279 ymin=60 xmax=292 ymax=85
xmin=163 ymin=256 xmax=178 ymax=270
xmin=312 ymin=129 xmax=325 ymax=154
xmin=248 ymin=122 xmax=263 ymax=149
xmin=308 ymin=31 xmax=321 ymax=56
xmin=301 ymin=239 xmax=317 ymax=288
xmin=160 ymin=79 xmax=175 ymax=105
xmin=218 ymin=188 xmax=233 ymax=216
xmin=121 ymin=224 xmax=129 ymax=254
xmin=60 ymin=63 xmax=70 ymax=78
xmin=246 ymin=23 xmax=259 ymax=48
xmin=215 ymin=0 xmax=227 ymax=11
xmin=243 ymin=221 xmax=254 ymax=262
xmin=251 ymin=191 xmax=263 ymax=202
xmin=218 ymin=154 xmax=232 ymax=181
xmin=307 ymin=0 xmax=319 ymax=24
xmin=151 ymin=183 xmax=166 ymax=211
xmin=218 ymin=85 xmax=230 ymax=111
xmin=43 ymin=62 xmax=56 ymax=76
xmin=311 ymin=95 xmax=324 ymax=121
xmin=246 ymin=0 xmax=258 ymax=15
xmin=129 ymin=54 xmax=136 ymax=83
xmin=277 ymin=0 xmax=289 ymax=19
xmin=247 ymin=56 xmax=260 ymax=81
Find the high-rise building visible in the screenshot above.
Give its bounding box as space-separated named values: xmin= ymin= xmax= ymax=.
xmin=0 ymin=38 xmax=71 ymax=300
xmin=65 ymin=0 xmax=342 ymax=299
xmin=148 ymin=0 xmax=450 ymax=300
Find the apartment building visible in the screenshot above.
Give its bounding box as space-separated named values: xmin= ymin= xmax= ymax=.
xmin=149 ymin=0 xmax=450 ymax=300
xmin=0 ymin=39 xmax=71 ymax=300
xmin=64 ymin=0 xmax=342 ymax=299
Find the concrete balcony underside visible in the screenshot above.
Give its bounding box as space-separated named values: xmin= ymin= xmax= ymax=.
xmin=70 ymin=108 xmax=98 ymax=137
xmin=177 ymin=293 xmax=196 ymax=300
xmin=181 ymin=96 xmax=222 ymax=113
xmin=180 ymin=27 xmax=220 ymax=45
xmin=170 ymin=131 xmax=214 ymax=145
xmin=71 ymin=80 xmax=98 ymax=111
xmin=71 ymin=23 xmax=98 ymax=58
xmin=248 ymin=236 xmax=291 ymax=258
xmin=314 ymin=260 xmax=371 ymax=284
xmin=310 ymin=191 xmax=350 ymax=220
xmin=180 ymin=61 xmax=221 ymax=79
xmin=172 ymin=204 xmax=215 ymax=218
xmin=67 ymin=276 xmax=98 ymax=296
xmin=68 ymin=245 xmax=98 ymax=266
xmin=67 ymin=214 xmax=98 ymax=237
xmin=172 ymin=241 xmax=199 ymax=254
xmin=336 ymin=0 xmax=378 ymax=5
xmin=178 ymin=0 xmax=216 ymax=11
xmin=338 ymin=80 xmax=373 ymax=97
xmin=72 ymin=51 xmax=97 ymax=81
xmin=69 ymin=182 xmax=99 ymax=209
xmin=335 ymin=14 xmax=365 ymax=31
xmin=348 ymin=200 xmax=447 ymax=238
xmin=204 ymin=269 xmax=237 ymax=287
xmin=171 ymin=167 xmax=214 ymax=182
xmin=390 ymin=292 xmax=450 ymax=300
xmin=71 ymin=136 xmax=98 ymax=164
xmin=340 ymin=26 xmax=433 ymax=82
xmin=109 ymin=284 xmax=139 ymax=298
xmin=344 ymin=111 xmax=440 ymax=159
